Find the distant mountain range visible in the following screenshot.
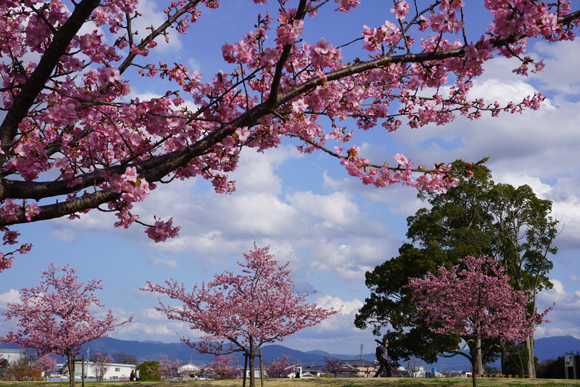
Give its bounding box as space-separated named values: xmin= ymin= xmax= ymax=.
xmin=2 ymin=335 xmax=579 ymax=370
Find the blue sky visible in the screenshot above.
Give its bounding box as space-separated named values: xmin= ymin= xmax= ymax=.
xmin=2 ymin=0 xmax=580 ymax=357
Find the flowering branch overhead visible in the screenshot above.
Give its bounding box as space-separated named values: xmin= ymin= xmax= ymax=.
xmin=0 ymin=0 xmax=578 ymax=271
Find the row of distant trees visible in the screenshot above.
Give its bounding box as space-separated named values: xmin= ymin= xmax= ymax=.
xmin=6 ymin=350 xmax=580 ymax=381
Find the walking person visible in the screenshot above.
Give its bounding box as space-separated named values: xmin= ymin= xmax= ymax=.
xmin=374 ymin=337 xmax=392 ymax=377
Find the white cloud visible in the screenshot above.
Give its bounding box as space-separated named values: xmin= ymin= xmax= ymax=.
xmin=138 ymin=308 xmax=168 ymax=321
xmin=112 ymin=320 xmax=196 ymax=341
xmin=531 ymin=40 xmax=580 ymax=95
xmin=0 ymin=289 xmax=20 ymax=307
xmin=48 ymin=229 xmax=76 ymax=242
xmin=535 ymin=280 xmax=580 ymax=340
xmin=469 ymin=77 xmax=548 ymax=110
xmin=287 ymin=191 xmax=360 ymax=228
xmin=316 ymin=295 xmax=363 ymax=315
xmin=135 ymin=289 xmax=168 ymax=299
xmin=146 ymin=257 xmax=180 ymax=269
xmin=281 ymin=295 xmax=377 ymax=353
xmin=45 ymin=142 xmax=400 ymax=282
xmin=188 ymin=58 xmax=201 ymax=72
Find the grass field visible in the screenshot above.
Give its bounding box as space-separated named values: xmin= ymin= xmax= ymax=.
xmin=2 ymin=378 xmax=580 ymax=387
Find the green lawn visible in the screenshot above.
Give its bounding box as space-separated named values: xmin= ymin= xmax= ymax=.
xmin=3 ymin=378 xmax=580 ymax=387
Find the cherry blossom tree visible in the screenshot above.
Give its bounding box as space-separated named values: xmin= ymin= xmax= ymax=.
xmin=264 ymin=354 xmax=297 ymax=378
xmin=321 ymin=356 xmax=349 ymax=377
xmin=159 ymin=355 xmax=181 ymax=380
xmin=206 ymin=355 xmax=239 ymax=380
xmin=0 ymin=0 xmax=578 ymax=272
xmin=406 ymin=255 xmax=552 ymax=387
xmin=90 ymin=352 xmax=112 ymax=382
xmin=141 ymin=244 xmax=338 ymax=387
xmin=0 ymin=263 xmax=132 ymax=387
xmin=31 ymin=354 xmax=57 ymax=381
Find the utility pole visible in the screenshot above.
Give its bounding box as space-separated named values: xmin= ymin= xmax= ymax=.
xmin=360 ymin=344 xmax=364 ymax=360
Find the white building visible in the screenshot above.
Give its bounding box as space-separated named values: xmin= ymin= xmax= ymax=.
xmin=72 ymin=361 xmax=136 ymax=380
xmin=0 ymin=348 xmax=26 ymax=365
xmin=178 ymin=363 xmax=201 ymax=374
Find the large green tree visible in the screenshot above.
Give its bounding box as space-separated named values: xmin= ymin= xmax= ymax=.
xmin=354 ymin=162 xmax=558 ymax=376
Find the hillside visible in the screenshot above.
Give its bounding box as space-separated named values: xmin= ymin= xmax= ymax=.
xmin=2 ymin=335 xmax=578 ymax=369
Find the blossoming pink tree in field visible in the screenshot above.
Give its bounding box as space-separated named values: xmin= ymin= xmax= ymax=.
xmin=406 ymin=255 xmax=552 ymax=387
xmin=264 ymin=354 xmax=298 ymax=378
xmin=31 ymin=354 xmax=57 ymax=381
xmin=91 ymin=352 xmax=112 ymax=382
xmin=159 ymin=355 xmax=181 ymax=380
xmin=0 ymin=0 xmax=578 ymax=272
xmin=0 ymin=263 xmax=133 ymax=387
xmin=206 ymin=355 xmax=239 ymax=380
xmin=141 ymin=244 xmax=338 ymax=387
xmin=321 ymin=356 xmax=349 ymax=377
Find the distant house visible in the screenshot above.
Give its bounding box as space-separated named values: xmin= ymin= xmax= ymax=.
xmin=0 ymin=348 xmax=26 ymax=365
xmin=244 ymin=368 xmax=264 ymax=378
xmin=71 ymin=361 xmax=136 ymax=380
xmin=294 ymin=364 xmax=324 ymax=378
xmin=178 ymin=363 xmax=201 ymax=375
xmin=340 ymin=359 xmax=376 ymax=377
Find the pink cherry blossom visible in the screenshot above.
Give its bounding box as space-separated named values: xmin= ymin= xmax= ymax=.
xmin=407 ymin=255 xmax=552 ymax=387
xmin=391 ymin=1 xmax=410 ymax=20
xmin=144 ymin=217 xmax=181 ymax=242
xmin=141 ymin=244 xmax=338 ymax=387
xmin=1 ymin=263 xmax=132 ymax=387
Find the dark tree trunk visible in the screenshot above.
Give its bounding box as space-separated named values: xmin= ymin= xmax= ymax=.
xmin=469 ymin=338 xmax=483 ymax=387
xmin=526 ymin=333 xmax=535 ymax=377
xmin=248 ymin=335 xmax=256 ymax=387
xmin=500 ymin=341 xmax=507 ymax=375
xmin=66 ymin=349 xmax=75 ymax=387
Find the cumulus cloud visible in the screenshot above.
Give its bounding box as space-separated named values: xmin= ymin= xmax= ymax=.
xmin=0 ymin=289 xmax=20 ymax=307
xmin=287 ymin=192 xmax=360 ymax=228
xmin=535 ymin=280 xmax=580 ymax=339
xmin=146 ymin=257 xmax=180 ymax=269
xmin=135 ymin=289 xmax=168 ymax=299
xmin=139 ymin=308 xmax=168 ymax=321
xmin=48 ymin=229 xmax=76 ymax=242
xmin=316 ymin=295 xmax=363 ymax=315
xmin=531 ymin=40 xmax=580 ymax=95
xmin=282 ymin=295 xmax=376 ymax=353
xmin=111 ymin=320 xmax=197 ymax=342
